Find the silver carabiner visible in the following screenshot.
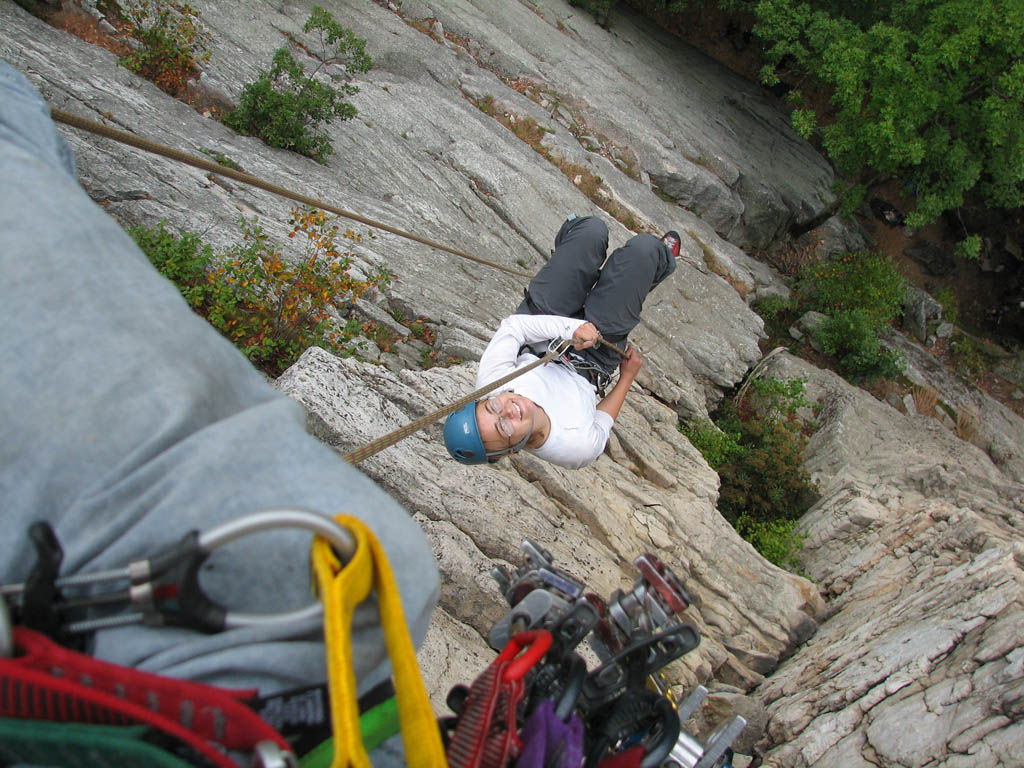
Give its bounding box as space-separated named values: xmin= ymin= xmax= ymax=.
xmin=44 ymin=509 xmax=358 ymax=635
xmin=199 ymin=508 xmax=356 ymax=630
xmin=547 ymin=337 xmax=573 ymax=357
xmin=0 ymin=597 xmax=12 ymax=658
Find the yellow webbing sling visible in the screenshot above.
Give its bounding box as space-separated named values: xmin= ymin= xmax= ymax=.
xmin=311 ymin=515 xmax=447 ymax=768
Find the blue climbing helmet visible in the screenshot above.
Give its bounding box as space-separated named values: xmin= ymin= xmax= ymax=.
xmin=443 ymin=400 xmax=531 ymax=464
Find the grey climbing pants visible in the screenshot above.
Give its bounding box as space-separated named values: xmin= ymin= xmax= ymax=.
xmin=517 ymin=215 xmax=675 ymax=372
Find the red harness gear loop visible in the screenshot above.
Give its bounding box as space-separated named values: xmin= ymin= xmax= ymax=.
xmin=1 ymin=627 xmax=291 ymax=766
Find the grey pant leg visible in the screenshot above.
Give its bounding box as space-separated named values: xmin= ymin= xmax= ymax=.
xmin=582 ymin=233 xmax=675 ymax=371
xmin=516 ymin=215 xmax=609 ymax=317
xmin=0 ymin=61 xmax=438 ymax=695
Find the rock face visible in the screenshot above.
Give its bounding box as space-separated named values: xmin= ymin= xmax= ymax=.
xmin=756 ymin=353 xmax=1024 ymax=767
xmin=278 ymin=347 xmax=823 ymax=707
xmin=4 ymin=0 xmax=1023 ymax=762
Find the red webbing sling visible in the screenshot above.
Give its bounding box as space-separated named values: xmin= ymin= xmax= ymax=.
xmin=446 ymin=630 xmax=552 ymax=768
xmin=1 ymin=627 xmax=290 ymax=768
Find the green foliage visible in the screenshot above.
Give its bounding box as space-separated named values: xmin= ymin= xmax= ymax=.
xmin=12 ymin=0 xmax=41 ymax=14
xmin=681 ymin=419 xmax=743 ymax=470
xmin=799 ymin=250 xmax=905 ymax=327
xmin=814 ymin=309 xmax=904 ymax=380
xmin=131 ymin=208 xmax=389 ymax=375
xmin=715 ymin=404 xmax=818 ymax=527
xmin=734 ymin=515 xmax=805 ymax=572
xmin=117 ymin=0 xmax=211 ymax=93
xmin=569 ymin=0 xmax=616 ymax=23
xmin=753 ymin=294 xmax=798 ymax=323
xmin=683 ymin=378 xmax=818 ymax=571
xmin=129 ymin=221 xmax=213 ymax=307
xmin=955 ymin=234 xmax=982 ymax=260
xmin=950 ymin=334 xmax=1002 ymax=382
xmin=198 ymin=147 xmax=242 ymax=171
xmin=934 ymin=285 xmax=959 ymax=324
xmin=836 ymin=182 xmax=867 ymax=220
xmin=746 ymin=375 xmax=811 ymax=417
xmin=224 ymin=6 xmax=372 ymax=163
xmin=753 ymin=0 xmax=1024 ymax=230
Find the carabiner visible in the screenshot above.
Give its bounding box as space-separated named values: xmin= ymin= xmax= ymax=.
xmin=547 ymin=337 xmax=573 ymax=357
xmin=497 ymin=629 xmax=552 ymax=683
xmin=0 ymin=599 xmax=11 ymax=658
xmin=138 ymin=508 xmax=356 ymax=632
xmin=2 ymin=509 xmax=357 ymax=637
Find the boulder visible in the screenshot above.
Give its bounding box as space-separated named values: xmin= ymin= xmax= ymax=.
xmin=902 ymin=285 xmax=944 ymax=343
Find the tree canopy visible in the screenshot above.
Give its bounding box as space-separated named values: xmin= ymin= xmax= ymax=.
xmin=756 ymin=0 xmax=1024 ymax=250
xmin=581 ymin=0 xmax=1024 ymax=255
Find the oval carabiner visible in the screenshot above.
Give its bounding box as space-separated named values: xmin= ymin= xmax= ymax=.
xmin=175 ymin=508 xmax=356 ymax=632
xmin=496 ymin=629 xmax=552 ymax=683
xmin=0 ymin=598 xmax=12 ymax=658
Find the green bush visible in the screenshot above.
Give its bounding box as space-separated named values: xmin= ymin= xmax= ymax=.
xmin=117 ymin=0 xmax=212 ymax=94
xmin=799 ymin=250 xmax=905 ymax=328
xmin=681 ymin=419 xmax=742 ymax=470
xmin=682 ymin=378 xmax=818 ymax=572
xmin=716 ymin=412 xmax=818 ymax=527
xmin=224 ymin=6 xmax=372 ymax=163
xmin=745 ymin=375 xmax=811 ymax=418
xmin=951 ymin=334 xmax=1001 ymax=383
xmin=814 ymin=309 xmax=904 ymax=381
xmin=934 ymin=285 xmax=960 ymax=325
xmin=753 ymin=294 xmax=798 ymax=323
xmin=131 ymin=208 xmax=388 ymax=375
xmin=734 ymin=515 xmax=804 ymax=572
xmin=569 ymin=0 xmax=615 ymax=24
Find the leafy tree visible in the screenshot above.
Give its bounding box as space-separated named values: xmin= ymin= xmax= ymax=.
xmin=224 ymin=6 xmax=372 ymax=163
xmin=754 ymin=0 xmax=1024 ymax=251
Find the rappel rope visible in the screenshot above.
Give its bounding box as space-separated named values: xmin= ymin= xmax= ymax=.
xmin=49 ymin=108 xmax=533 ymax=279
xmin=50 ymin=107 xmax=628 ymax=465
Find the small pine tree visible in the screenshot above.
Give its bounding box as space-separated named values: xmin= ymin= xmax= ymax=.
xmin=225 ymin=6 xmax=372 ymax=163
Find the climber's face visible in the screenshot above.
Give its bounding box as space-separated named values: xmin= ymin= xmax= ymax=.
xmin=476 ymin=393 xmax=535 ymax=454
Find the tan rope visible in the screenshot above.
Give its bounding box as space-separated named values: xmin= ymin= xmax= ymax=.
xmin=49 ymin=107 xmax=534 ymax=279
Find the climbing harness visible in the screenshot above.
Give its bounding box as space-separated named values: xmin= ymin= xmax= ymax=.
xmin=548 ymin=337 xmax=615 ymax=397
xmin=0 ymin=623 xmax=295 ymax=768
xmin=0 ymin=510 xmax=436 ymax=768
xmin=2 ymin=515 xmax=747 ymax=768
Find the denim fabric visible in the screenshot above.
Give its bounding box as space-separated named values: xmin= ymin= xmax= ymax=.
xmin=0 ymin=60 xmax=439 ymax=700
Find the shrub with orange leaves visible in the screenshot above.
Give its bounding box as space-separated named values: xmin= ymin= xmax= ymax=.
xmin=798 ymin=250 xmax=906 ymax=328
xmin=131 ymin=207 xmax=390 ymax=375
xmin=117 ymin=0 xmax=212 ymax=95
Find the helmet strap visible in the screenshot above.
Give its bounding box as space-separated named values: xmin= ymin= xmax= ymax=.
xmin=485 ymin=429 xmax=532 ymax=461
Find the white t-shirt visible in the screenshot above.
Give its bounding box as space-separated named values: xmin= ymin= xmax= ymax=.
xmin=475 ymin=314 xmax=614 ymax=469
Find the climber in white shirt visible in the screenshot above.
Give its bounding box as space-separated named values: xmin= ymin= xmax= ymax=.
xmin=444 ymin=215 xmax=680 ymax=469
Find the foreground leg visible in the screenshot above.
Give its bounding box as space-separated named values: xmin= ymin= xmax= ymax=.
xmin=0 ymin=61 xmax=437 ymax=694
